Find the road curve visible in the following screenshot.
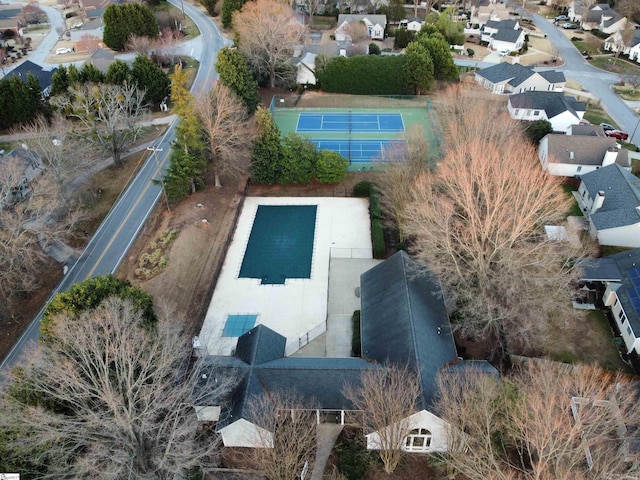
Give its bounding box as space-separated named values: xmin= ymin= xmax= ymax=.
xmin=0 ymin=0 xmax=230 ymax=370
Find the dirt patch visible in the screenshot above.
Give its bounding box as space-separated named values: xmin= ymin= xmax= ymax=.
xmin=364 ymin=456 xmax=448 ymax=480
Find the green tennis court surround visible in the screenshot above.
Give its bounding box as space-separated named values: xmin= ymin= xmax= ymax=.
xmin=239 ymin=205 xmax=317 ymax=284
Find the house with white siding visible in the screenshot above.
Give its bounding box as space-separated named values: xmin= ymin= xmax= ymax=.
xmin=475 ymin=62 xmax=565 ymax=94
xmin=508 ymin=91 xmax=585 ymax=132
xmin=576 ymin=164 xmax=640 ymax=248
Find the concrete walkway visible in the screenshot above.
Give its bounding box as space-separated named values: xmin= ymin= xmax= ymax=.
xmin=310 ymin=424 xmax=343 ymax=480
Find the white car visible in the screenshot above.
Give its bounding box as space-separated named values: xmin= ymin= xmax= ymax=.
xmin=56 ymin=47 xmax=72 ymax=55
xmin=498 ymin=49 xmax=511 ymax=57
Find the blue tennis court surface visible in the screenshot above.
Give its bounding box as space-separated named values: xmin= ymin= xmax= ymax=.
xmin=239 ymin=205 xmax=317 ymax=285
xmin=313 ymin=139 xmax=408 ymax=162
xmin=297 ymin=113 xmax=405 ymax=132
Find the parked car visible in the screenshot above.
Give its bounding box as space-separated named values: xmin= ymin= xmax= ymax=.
xmin=555 ymin=15 xmax=569 ymax=21
xmin=599 ymin=123 xmax=615 ymax=131
xmin=562 ymin=23 xmax=578 ymax=29
xmin=605 ymin=129 xmax=629 ymax=140
xmin=55 ymin=47 xmax=72 ymax=55
xmin=498 ymin=49 xmax=511 ymax=56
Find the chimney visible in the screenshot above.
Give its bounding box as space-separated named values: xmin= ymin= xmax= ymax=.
xmin=602 ymin=147 xmax=618 ymax=167
xmin=591 ymin=190 xmax=605 ymax=214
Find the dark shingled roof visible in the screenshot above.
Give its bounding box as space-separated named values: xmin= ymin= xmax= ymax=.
xmin=538 ymin=70 xmax=566 ymax=84
xmin=568 ymin=124 xmax=607 ymax=137
xmin=605 ymin=249 xmax=640 ymax=334
xmin=476 ymin=62 xmax=535 ymax=86
xmin=586 ymin=4 xmax=612 ymax=23
xmin=579 ymin=257 xmax=622 ymax=282
xmin=6 ymin=60 xmax=56 ymax=91
xmin=207 ymin=252 xmax=497 ymax=432
xmin=545 ymin=134 xmax=629 ymax=167
xmin=360 ymin=251 xmax=459 ymax=409
xmin=493 ymin=27 xmax=523 ymax=43
xmin=484 ymin=18 xmax=518 ymax=30
xmin=509 ymin=91 xmax=585 ymax=120
xmin=581 ymin=164 xmax=640 ymax=229
xmin=235 ymin=324 xmax=286 ymax=365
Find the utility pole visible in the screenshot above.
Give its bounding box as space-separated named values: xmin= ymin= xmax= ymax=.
xmin=147 ymin=146 xmax=171 ymax=213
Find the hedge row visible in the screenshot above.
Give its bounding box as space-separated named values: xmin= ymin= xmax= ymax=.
xmin=353 ymin=181 xmax=386 ymax=259
xmin=351 ymin=310 xmax=361 ymax=357
xmin=317 ymin=55 xmax=411 ymax=95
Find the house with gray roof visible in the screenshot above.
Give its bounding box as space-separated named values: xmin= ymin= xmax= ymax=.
xmin=508 ymin=91 xmax=585 ymax=132
xmin=581 ymin=4 xmax=629 ymax=33
xmin=335 ymin=14 xmax=386 ymax=41
xmin=577 ymin=249 xmax=640 ymax=371
xmin=576 ymin=164 xmax=640 ymax=248
xmin=604 ymin=28 xmax=640 ymax=62
xmin=5 ymin=60 xmax=57 ymax=97
xmin=538 ymin=133 xmax=630 ymax=177
xmin=480 ymin=19 xmax=525 ymax=53
xmin=475 ymin=62 xmax=565 ymax=94
xmin=197 ymin=251 xmax=496 ymax=450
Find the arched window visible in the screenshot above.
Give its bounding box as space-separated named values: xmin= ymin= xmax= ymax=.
xmin=404 ymin=428 xmax=432 ymax=452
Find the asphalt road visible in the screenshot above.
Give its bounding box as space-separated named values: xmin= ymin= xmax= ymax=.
xmin=0 ymin=0 xmax=230 ymax=370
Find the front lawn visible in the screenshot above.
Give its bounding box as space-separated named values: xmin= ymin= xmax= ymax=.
xmin=582 ymin=104 xmax=617 ymax=127
xmin=589 ymin=56 xmax=640 ymax=76
xmin=612 ymin=83 xmax=640 ymax=101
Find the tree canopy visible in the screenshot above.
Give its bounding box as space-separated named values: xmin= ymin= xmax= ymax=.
xmin=215 ymin=46 xmax=261 ymax=113
xmin=103 ymin=3 xmax=159 ymax=51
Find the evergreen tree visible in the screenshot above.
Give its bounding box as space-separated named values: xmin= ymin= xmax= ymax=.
xmin=105 ymin=59 xmax=134 ymax=85
xmin=200 ymin=0 xmax=218 ymax=16
xmin=67 ymin=64 xmax=82 ymax=86
xmin=80 ymin=63 xmax=106 ymax=84
xmin=250 ymin=106 xmax=283 ymax=184
xmin=103 ymin=3 xmax=159 ymax=51
xmin=280 ymin=133 xmax=317 ymax=184
xmin=50 ymin=65 xmax=69 ymax=96
xmin=221 ymin=0 xmax=244 ymax=28
xmin=0 ymin=74 xmax=45 ymax=129
xmin=417 ymin=31 xmax=458 ymax=81
xmin=162 ymin=65 xmax=207 ymax=200
xmin=215 ymin=46 xmax=260 ymax=113
xmin=404 ymin=41 xmax=434 ymax=94
xmin=132 ymin=54 xmax=170 ymax=105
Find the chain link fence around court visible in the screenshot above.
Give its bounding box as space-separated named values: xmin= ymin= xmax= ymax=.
xmin=270 ymin=93 xmax=442 ymax=170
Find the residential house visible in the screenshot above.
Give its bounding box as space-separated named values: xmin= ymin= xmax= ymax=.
xmin=578 ymin=248 xmax=640 ymax=370
xmin=475 ymin=62 xmax=565 ymax=94
xmin=576 ymin=164 xmax=640 ymax=248
xmin=507 ymin=91 xmax=585 ymax=132
xmin=199 ymin=251 xmax=497 ymax=449
xmin=604 ymin=29 xmax=640 ymax=62
xmin=470 ymin=0 xmax=510 ymax=27
xmin=399 ymin=17 xmax=423 ymax=32
xmin=481 ymin=19 xmax=525 ymax=52
xmin=581 ymin=4 xmax=628 ymax=33
xmin=0 ymin=5 xmax=24 ymax=36
xmin=69 ymin=17 xmax=104 ymax=42
xmin=0 ymin=147 xmax=43 ymax=208
xmin=568 ymin=0 xmax=591 ymax=23
xmin=296 ymin=51 xmax=317 ymax=85
xmin=79 ymin=0 xmax=112 ymax=17
xmin=82 ymin=46 xmax=131 ymax=74
xmin=5 ymin=60 xmax=57 ymax=97
xmin=538 ymin=133 xmax=630 ymax=177
xmin=335 ymin=14 xmax=387 ymax=42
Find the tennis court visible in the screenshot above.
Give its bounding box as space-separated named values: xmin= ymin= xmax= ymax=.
xmin=312 ymin=139 xmax=408 ymax=162
xmin=271 ymin=97 xmax=438 ymax=170
xmin=296 ymin=112 xmax=405 ymax=133
xmin=239 ymin=205 xmax=317 ymax=285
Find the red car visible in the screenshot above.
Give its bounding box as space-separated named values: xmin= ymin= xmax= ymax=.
xmin=605 ymin=129 xmax=629 ymax=140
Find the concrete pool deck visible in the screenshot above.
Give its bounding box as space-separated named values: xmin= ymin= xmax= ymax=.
xmin=199 ymin=197 xmax=373 ymax=356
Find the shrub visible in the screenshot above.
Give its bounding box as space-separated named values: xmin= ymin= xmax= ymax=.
xmin=368 ymin=43 xmax=381 ymax=55
xmin=371 ymin=218 xmax=386 ymax=259
xmin=353 ymin=180 xmax=377 ymax=197
xmin=369 ymin=190 xmax=382 ymax=220
xmin=334 ymin=428 xmax=378 ymax=480
xmin=316 ymin=150 xmax=348 ymax=183
xmin=351 ymin=310 xmax=361 ymax=356
xmin=65 ymin=11 xmax=77 ymax=18
xmin=467 ymin=47 xmax=474 ymax=56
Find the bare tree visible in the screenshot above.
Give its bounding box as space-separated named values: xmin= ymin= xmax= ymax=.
xmin=19 ymin=2 xmax=46 ymax=25
xmin=194 ymin=82 xmax=255 ymax=187
xmin=55 ymin=24 xmax=65 ymax=39
xmin=404 ymin=86 xmax=589 ymax=357
xmin=52 ymin=83 xmax=148 ymax=168
xmin=233 ymin=0 xmax=307 ymax=88
xmin=13 ymin=115 xmax=98 ymax=206
xmin=625 ymin=73 xmax=640 ymax=95
xmin=0 ymin=297 xmax=235 ymax=478
xmin=436 ymin=361 xmax=640 ymax=479
xmin=244 ymin=391 xmax=318 ymax=480
xmin=378 ymin=125 xmax=434 ymax=243
xmin=343 ymin=20 xmax=369 ymax=44
xmin=126 ymin=34 xmax=154 ymax=56
xmin=343 ymin=365 xmax=421 ymax=474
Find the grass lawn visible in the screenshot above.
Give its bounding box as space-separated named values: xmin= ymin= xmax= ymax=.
xmin=561 ymin=184 xmax=582 ymax=217
xmin=633 ymin=159 xmax=640 ymax=176
xmin=612 ymin=84 xmax=640 ymax=101
xmin=589 ymin=56 xmax=640 ymax=76
xmin=545 ymin=310 xmax=633 ymax=373
xmin=311 ymin=15 xmax=335 ymax=26
xmin=152 ymin=2 xmax=200 ymax=40
xmin=583 ymin=104 xmax=617 ymax=127
xmin=571 ymin=39 xmax=599 ymax=55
